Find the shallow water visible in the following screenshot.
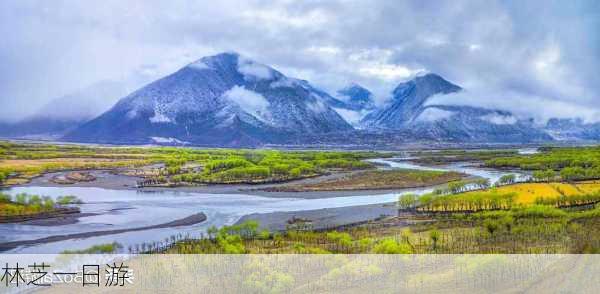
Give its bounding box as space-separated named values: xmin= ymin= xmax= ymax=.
xmin=0 ymin=158 xmax=522 ymax=253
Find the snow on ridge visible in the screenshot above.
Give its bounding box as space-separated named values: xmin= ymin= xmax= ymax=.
xmin=415 ymin=108 xmax=455 ymax=122
xmin=222 ymin=85 xmax=271 ymax=122
xmin=481 ymin=113 xmax=517 ymax=125
xmin=237 ymin=56 xmax=273 ymax=81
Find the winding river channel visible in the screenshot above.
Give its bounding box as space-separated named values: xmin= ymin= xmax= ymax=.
xmin=0 ymin=158 xmax=523 ymax=253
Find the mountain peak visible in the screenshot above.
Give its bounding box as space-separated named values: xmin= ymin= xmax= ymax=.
xmin=335 ymin=83 xmax=374 ymax=111
xmin=392 ymin=73 xmax=461 ymax=98
xmin=64 ymin=52 xmax=352 ymax=146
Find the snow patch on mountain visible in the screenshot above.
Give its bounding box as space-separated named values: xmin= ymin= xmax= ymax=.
xmin=481 ymin=113 xmax=517 ymax=125
xmin=151 ymin=137 xmax=187 ymax=144
xmin=416 ymin=107 xmax=455 ymax=122
xmin=237 ymin=56 xmax=273 ymax=80
xmin=149 ymin=111 xmax=172 ymax=123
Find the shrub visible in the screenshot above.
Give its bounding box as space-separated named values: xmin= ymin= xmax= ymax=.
xmin=372 ymin=238 xmax=412 ymax=254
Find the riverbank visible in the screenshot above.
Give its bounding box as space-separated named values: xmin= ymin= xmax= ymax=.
xmin=0 ymin=212 xmax=207 ymax=252
xmin=236 ymin=202 xmax=401 ymax=231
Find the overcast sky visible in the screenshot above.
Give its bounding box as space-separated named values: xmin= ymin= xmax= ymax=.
xmin=1 ymin=0 xmax=599 ymax=123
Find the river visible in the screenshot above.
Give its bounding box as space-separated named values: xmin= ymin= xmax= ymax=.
xmin=0 ymin=158 xmax=522 ymax=253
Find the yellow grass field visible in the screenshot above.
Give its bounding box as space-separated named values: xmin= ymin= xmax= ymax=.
xmin=478 ymin=182 xmax=600 ymax=204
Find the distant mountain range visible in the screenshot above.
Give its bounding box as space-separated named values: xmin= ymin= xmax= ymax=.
xmin=360 ymin=73 xmax=552 ymax=142
xmin=1 ymin=52 xmax=598 ymax=147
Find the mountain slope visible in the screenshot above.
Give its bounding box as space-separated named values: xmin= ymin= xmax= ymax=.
xmin=63 ymin=52 xmax=353 ymax=147
xmin=361 ymin=73 xmax=552 ymax=143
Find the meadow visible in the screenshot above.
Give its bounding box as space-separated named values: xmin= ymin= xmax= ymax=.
xmin=0 ymin=141 xmax=389 ymax=187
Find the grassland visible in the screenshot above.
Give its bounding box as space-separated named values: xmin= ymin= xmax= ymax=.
xmin=263 ymin=169 xmax=465 ymax=192
xmin=163 ymin=204 xmax=600 ymax=254
xmin=0 ymin=141 xmax=389 ymax=187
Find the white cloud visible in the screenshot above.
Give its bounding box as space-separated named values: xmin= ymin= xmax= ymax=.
xmin=428 ymin=88 xmax=600 ymax=124
xmin=222 ymin=85 xmax=271 ymax=120
xmin=189 ymin=60 xmax=210 ymax=70
xmin=237 ymin=56 xmax=273 ymax=80
xmin=415 ymin=108 xmax=455 ymax=122
xmin=1 ymin=0 xmax=598 ymax=125
xmin=269 ymin=77 xmax=299 ymax=89
xmin=332 ymin=108 xmax=366 ymax=125
xmin=480 ymin=113 xmax=517 ymax=125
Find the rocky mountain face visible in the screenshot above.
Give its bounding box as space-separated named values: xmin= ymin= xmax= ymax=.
xmin=360 ymin=73 xmax=552 ymax=143
xmin=63 ymin=52 xmax=352 ymax=147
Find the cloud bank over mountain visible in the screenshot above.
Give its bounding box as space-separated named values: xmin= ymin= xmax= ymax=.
xmin=0 ymin=0 xmax=598 ymax=123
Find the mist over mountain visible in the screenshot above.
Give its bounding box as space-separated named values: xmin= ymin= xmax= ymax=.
xmin=0 ymin=79 xmax=143 ymax=139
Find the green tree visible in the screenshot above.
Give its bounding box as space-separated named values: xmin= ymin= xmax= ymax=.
xmin=496 ymin=174 xmax=516 ymax=186
xmin=429 ymin=229 xmax=440 ymax=251
xmin=398 ymin=193 xmax=417 ymax=211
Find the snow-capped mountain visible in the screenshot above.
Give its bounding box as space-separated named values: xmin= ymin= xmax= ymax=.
xmin=361 ymin=73 xmax=461 ymax=128
xmin=63 ymin=52 xmax=353 ymax=147
xmin=360 ymin=73 xmax=552 ymax=142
